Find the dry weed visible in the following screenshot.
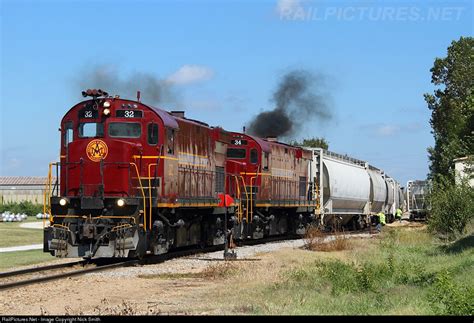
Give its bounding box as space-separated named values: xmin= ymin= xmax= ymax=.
xmin=304 ymin=226 xmax=352 ymax=252
xmin=201 ymin=261 xmax=238 ymax=279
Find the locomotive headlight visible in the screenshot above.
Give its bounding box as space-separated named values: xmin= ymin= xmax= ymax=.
xmin=59 ymin=198 xmax=68 ymax=206
xmin=117 ymin=199 xmax=125 ymax=207
xmin=103 ymin=108 xmax=111 ymax=116
xmin=103 ymin=101 xmax=111 ymax=108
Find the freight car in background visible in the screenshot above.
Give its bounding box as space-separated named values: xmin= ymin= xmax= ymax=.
xmin=406 ymin=180 xmax=430 ymax=220
xmin=307 ymin=148 xmax=405 ymax=230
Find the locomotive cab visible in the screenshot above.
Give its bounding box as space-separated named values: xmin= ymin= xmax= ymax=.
xmin=45 ymin=92 xmax=172 ymax=258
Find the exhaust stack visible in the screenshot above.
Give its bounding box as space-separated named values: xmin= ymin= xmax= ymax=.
xmin=170 ymin=111 xmax=185 ymax=118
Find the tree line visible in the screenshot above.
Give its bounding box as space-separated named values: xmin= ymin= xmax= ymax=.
xmin=425 ymin=36 xmax=473 ymax=240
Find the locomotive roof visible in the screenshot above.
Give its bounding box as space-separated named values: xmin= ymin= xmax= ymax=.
xmin=263 ymin=138 xmax=304 ymax=151
xmin=147 ymin=105 xmax=179 ymax=129
xmin=231 ymin=132 xmax=271 ymax=153
xmin=64 ymin=98 xmax=216 ymax=131
xmin=139 ymin=102 xmax=212 ymax=129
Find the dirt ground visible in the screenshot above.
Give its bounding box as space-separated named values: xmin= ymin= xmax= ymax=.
xmin=386 ymin=220 xmax=426 ymax=229
xmin=0 ymin=226 xmax=418 ymax=316
xmin=0 ymin=252 xmax=290 ymax=315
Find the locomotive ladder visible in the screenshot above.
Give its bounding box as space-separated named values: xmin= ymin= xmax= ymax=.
xmin=43 ymin=162 xmax=58 ymax=227
xmin=232 ymin=175 xmax=244 ymax=223
xmin=314 ymin=183 xmax=321 ymax=214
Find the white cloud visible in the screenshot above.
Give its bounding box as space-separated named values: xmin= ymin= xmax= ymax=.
xmin=166 ymin=65 xmax=214 ymax=85
xmin=276 ymin=0 xmax=303 ymax=16
xmin=376 ymin=125 xmax=400 ymax=136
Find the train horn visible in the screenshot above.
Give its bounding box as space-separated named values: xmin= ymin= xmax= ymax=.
xmin=81 ymin=89 xmax=109 ymax=98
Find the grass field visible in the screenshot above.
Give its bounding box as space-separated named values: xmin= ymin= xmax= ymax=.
xmin=0 ymin=249 xmax=54 ymax=270
xmin=244 ymin=227 xmax=474 ymax=315
xmin=0 ymin=217 xmax=54 ymax=271
xmin=0 ymin=217 xmax=45 ymax=248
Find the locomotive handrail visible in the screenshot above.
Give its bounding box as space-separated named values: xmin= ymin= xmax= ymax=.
xmin=232 ymin=175 xmax=243 ymax=223
xmin=250 ymin=176 xmax=257 ymax=223
xmin=130 ymin=162 xmax=147 ymax=232
xmin=51 ymin=223 xmax=71 ymax=231
xmin=249 ymin=165 xmax=262 ymax=224
xmin=177 ymin=166 xmax=220 ymax=204
xmin=43 ymin=162 xmax=57 ymax=228
xmin=148 ymin=163 xmax=158 ymax=231
xmin=239 ymin=176 xmax=249 ymax=223
xmin=51 ymin=215 xmax=80 ymax=219
xmin=111 ymin=223 xmax=134 ymax=233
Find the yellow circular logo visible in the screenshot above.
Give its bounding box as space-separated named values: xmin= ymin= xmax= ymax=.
xmin=86 ymin=140 xmax=108 ymax=162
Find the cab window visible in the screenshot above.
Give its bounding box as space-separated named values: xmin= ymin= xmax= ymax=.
xmin=250 ymin=149 xmax=258 ymax=164
xmin=108 ymin=122 xmax=141 ymax=138
xmin=79 ymin=122 xmax=104 ymax=138
xmin=148 ymin=123 xmax=159 ymax=145
xmin=263 ymin=152 xmax=269 ymax=170
xmin=64 ymin=121 xmax=74 ymax=147
xmin=166 ymin=128 xmax=175 ymax=154
xmin=227 ymin=148 xmax=246 ymax=159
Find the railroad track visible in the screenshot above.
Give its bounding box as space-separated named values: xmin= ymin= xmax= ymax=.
xmin=0 ymin=258 xmax=139 ymax=291
xmin=0 ymin=260 xmax=85 ymax=279
xmin=0 ymin=243 xmax=228 ymax=291
xmin=0 ymin=230 xmax=372 ymax=291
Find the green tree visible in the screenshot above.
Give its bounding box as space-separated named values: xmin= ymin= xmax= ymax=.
xmin=424 ymin=36 xmax=474 ymax=183
xmin=290 ymin=137 xmax=329 ymax=150
xmin=428 ymin=178 xmax=474 ymax=240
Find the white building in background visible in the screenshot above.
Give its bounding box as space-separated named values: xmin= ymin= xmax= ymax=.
xmin=0 ymin=177 xmax=56 ymax=204
xmin=453 ymin=156 xmax=474 ymax=187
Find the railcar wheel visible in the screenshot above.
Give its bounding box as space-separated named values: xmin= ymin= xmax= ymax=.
xmin=354 ymin=216 xmax=361 ymax=230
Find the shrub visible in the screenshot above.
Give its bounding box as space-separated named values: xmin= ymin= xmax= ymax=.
xmin=316 ymin=260 xmax=388 ymax=295
xmin=0 ymin=201 xmax=43 ymax=216
xmin=428 ymin=178 xmax=474 ymax=241
xmin=317 ymin=260 xmax=358 ymax=295
xmin=429 ymin=270 xmax=474 ymax=315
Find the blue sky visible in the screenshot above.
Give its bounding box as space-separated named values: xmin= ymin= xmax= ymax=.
xmin=1 ymin=0 xmax=472 ymax=185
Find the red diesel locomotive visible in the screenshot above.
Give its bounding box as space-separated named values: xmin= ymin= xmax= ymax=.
xmin=226 ymin=133 xmax=316 ymax=240
xmin=44 ymin=90 xmax=316 ymax=258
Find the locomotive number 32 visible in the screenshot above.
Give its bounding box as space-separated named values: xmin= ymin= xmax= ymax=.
xmin=124 ymin=110 xmax=134 ymax=118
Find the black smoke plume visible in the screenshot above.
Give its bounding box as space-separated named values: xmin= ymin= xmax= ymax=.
xmin=76 ymin=65 xmax=178 ymax=106
xmin=247 ymin=70 xmax=332 ymax=139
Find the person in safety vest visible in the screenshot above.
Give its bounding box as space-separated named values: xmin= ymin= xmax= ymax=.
xmin=395 ymin=208 xmax=403 ymax=223
xmin=376 ymin=211 xmax=386 ymax=232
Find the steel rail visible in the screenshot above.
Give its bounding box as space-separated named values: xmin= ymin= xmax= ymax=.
xmin=0 ymin=260 xmax=139 ymax=291
xmin=0 ymin=260 xmax=86 ymax=279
